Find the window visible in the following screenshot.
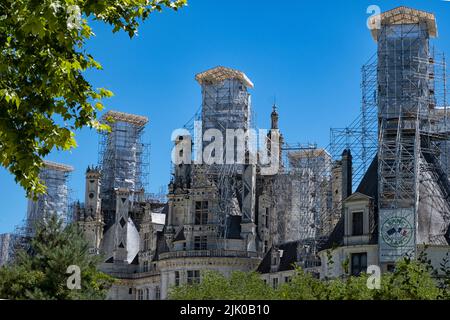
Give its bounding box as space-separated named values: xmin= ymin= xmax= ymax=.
xmin=387 ymin=264 xmax=396 ymax=273
xmin=352 ymin=211 xmax=364 ymax=236
xmin=195 ymin=201 xmax=208 ymax=225
xmin=155 ymin=286 xmax=161 ymax=300
xmin=194 ymin=236 xmax=207 ymax=250
xmin=272 ymin=278 xmax=279 ymax=289
xmin=284 ymin=276 xmax=292 ymax=283
xmin=351 ymin=253 xmax=367 ymax=276
xmin=175 ymin=271 xmax=180 ymax=287
xmin=143 ymin=232 xmax=150 ymax=251
xmin=265 ymin=208 xmax=269 ymax=227
xmin=146 ymin=288 xmax=150 ymax=300
xmin=187 ymin=270 xmax=200 ymax=285
xmin=137 ymin=289 xmax=143 ymax=300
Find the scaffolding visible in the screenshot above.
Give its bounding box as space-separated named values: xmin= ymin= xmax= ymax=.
xmin=270 ymin=145 xmax=332 ymax=245
xmin=330 ymin=54 xmax=378 ymax=190
xmin=0 ymin=233 xmax=17 ymax=266
xmin=370 ymin=7 xmax=450 ymax=262
xmin=98 ymin=110 xmax=150 ymax=227
xmin=25 ymin=160 xmax=73 ymax=235
xmin=179 ymin=23 xmax=449 ymax=255
xmin=192 ymin=66 xmax=256 ymax=247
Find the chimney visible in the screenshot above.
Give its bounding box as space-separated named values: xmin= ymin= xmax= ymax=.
xmin=341 ymin=149 xmax=352 ymax=200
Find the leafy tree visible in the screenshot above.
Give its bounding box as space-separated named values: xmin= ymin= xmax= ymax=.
xmin=276 ymin=267 xmax=326 ymax=300
xmin=374 ymin=257 xmax=442 ymax=300
xmin=437 ymin=252 xmax=450 ymax=299
xmin=0 ymin=0 xmax=187 ymax=197
xmin=169 ymin=271 xmax=276 ymax=300
xmin=169 ymin=258 xmax=450 ymax=300
xmin=0 ymin=215 xmax=114 ymax=299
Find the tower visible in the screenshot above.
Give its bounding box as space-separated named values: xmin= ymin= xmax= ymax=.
xmin=78 ymin=166 xmax=103 ymax=254
xmin=370 ymin=7 xmax=438 ymax=263
xmin=194 ymin=66 xmax=257 ymax=246
xmin=26 ymin=160 xmax=73 ymax=235
xmin=99 ymin=111 xmax=149 ymax=228
xmin=97 ymin=111 xmax=148 ymax=269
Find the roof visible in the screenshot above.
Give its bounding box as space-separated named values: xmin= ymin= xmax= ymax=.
xmin=318 ymin=216 xmax=345 ymax=252
xmin=355 ymin=156 xmax=378 ymax=201
xmin=257 ymin=240 xmax=317 ymax=274
xmin=195 ymin=66 xmax=254 ymax=88
xmin=345 ymin=192 xmax=374 ymax=203
xmin=287 ymin=148 xmax=331 ymax=161
xmin=43 ymin=160 xmax=73 ymax=172
xmin=369 ymin=6 xmax=437 ymax=41
xmin=102 ymin=110 xmax=148 ymax=127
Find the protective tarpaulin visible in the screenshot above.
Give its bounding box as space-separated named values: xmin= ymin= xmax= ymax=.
xmin=26 ymin=165 xmax=71 ymax=232
xmin=201 ymin=78 xmax=251 ymax=136
xmin=377 ymin=24 xmax=432 ymax=119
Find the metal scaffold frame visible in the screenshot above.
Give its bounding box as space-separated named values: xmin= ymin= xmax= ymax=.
xmin=377 ymin=21 xmax=433 ymax=210
xmin=178 ymin=67 xmax=257 ymax=246
xmin=98 ymin=111 xmax=150 ymax=226
xmin=26 ymin=161 xmax=73 ymax=233
xmin=270 ymin=144 xmax=332 ymax=245
xmin=330 ymin=54 xmax=378 ymax=190
xmin=374 ymin=7 xmax=450 ymax=260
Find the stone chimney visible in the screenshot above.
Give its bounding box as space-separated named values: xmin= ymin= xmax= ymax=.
xmin=341 ymin=149 xmax=352 ymax=200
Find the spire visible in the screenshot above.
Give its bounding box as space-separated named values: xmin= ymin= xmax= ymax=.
xmin=271 ymin=103 xmax=279 ymax=130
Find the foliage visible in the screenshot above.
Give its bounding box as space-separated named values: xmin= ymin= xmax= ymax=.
xmin=169 ymin=256 xmax=450 ymax=300
xmin=373 ymin=258 xmax=442 ymax=300
xmin=170 ymin=271 xmax=276 ymax=300
xmin=0 ymin=215 xmax=114 ymax=299
xmin=0 ymin=0 xmax=187 ymax=197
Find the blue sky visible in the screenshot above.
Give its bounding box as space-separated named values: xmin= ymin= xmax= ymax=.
xmin=1 ymin=0 xmax=450 ymax=233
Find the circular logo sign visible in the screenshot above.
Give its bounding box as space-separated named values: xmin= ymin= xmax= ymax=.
xmin=381 ymin=217 xmax=413 ymax=248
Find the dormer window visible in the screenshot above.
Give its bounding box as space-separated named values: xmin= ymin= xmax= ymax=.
xmin=343 ymin=193 xmax=373 ymax=245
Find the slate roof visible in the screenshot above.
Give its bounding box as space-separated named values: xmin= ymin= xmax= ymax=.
xmin=257 ymin=240 xmax=317 ymax=274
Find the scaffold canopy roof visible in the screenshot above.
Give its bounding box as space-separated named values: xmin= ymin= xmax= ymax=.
xmin=102 ymin=110 xmax=149 ymax=127
xmin=369 ymin=6 xmax=437 ymax=41
xmin=287 ymin=148 xmax=330 ymax=160
xmin=43 ymin=160 xmax=73 ymax=172
xmin=195 ymin=66 xmax=254 ymax=88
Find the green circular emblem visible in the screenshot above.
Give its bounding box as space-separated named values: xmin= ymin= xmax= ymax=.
xmin=381 ymin=217 xmax=413 ymax=248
